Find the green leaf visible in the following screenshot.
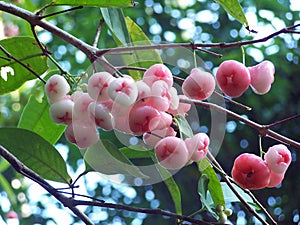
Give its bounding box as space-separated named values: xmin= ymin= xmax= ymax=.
xmin=0 ymin=36 xmax=48 ymax=94
xmin=214 ymin=0 xmax=248 ymax=27
xmin=174 ymin=114 xmax=193 ymax=138
xmin=84 ymin=140 xmax=148 ymax=178
xmin=0 ymin=128 xmax=71 ymax=183
xmin=0 ymin=173 xmax=16 ymax=205
xmin=220 ymin=182 xmax=253 ymax=204
xmin=18 ymin=95 xmax=65 ymax=145
xmin=120 ymin=145 xmax=153 ymax=159
xmin=123 ymin=17 xmax=163 ymax=80
xmin=149 ymin=154 xmax=182 ymax=216
xmin=198 ymin=159 xmax=225 ymax=212
xmin=52 ymin=0 xmax=136 ymax=7
xmin=101 ymin=8 xmax=131 ymax=46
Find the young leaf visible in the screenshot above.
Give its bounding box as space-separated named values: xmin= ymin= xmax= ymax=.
xmin=0 ymin=128 xmax=71 ymax=184
xmin=84 ymin=140 xmax=148 ymax=178
xmin=124 ymin=17 xmax=163 ymax=80
xmin=101 ymin=8 xmax=131 ymax=46
xmin=0 ymin=36 xmax=48 ymax=94
xmin=214 ymin=0 xmax=248 ymax=27
xmin=220 ymin=182 xmax=253 ymax=204
xmin=174 ymin=114 xmax=193 ymax=138
xmin=52 ymin=0 xmax=136 ymax=7
xmin=120 ymin=145 xmax=153 ymax=159
xmin=198 ymin=158 xmax=225 ymax=211
xmin=18 ymin=95 xmax=65 ymax=145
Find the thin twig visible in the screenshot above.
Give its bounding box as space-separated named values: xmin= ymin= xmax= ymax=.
xmin=0 ymin=145 xmax=94 ymax=225
xmin=180 ymin=97 xmax=300 ymax=149
xmin=38 ymin=6 xmax=83 ymax=19
xmin=93 ymin=18 xmax=104 ymax=48
xmin=0 ymin=44 xmax=46 ymax=84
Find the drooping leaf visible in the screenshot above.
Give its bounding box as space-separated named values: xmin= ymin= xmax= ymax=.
xmin=84 ymin=139 xmax=148 ymax=178
xmin=198 ymin=159 xmax=225 ymax=214
xmin=0 ymin=128 xmax=71 ymax=184
xmin=174 ymin=114 xmax=193 ymax=138
xmin=101 ymin=8 xmax=131 ymax=46
xmin=52 ymin=0 xmax=136 ymax=7
xmin=214 ymin=0 xmax=248 ymax=27
xmin=150 ymin=154 xmax=182 ymax=216
xmin=0 ymin=36 xmax=48 ymax=94
xmin=18 ymin=95 xmax=65 ymax=145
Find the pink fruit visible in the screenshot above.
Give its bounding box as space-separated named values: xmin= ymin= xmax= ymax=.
xmin=88 ymin=102 xmax=113 ymax=131
xmin=73 ymin=92 xmax=94 ymax=119
xmin=65 ymin=121 xmax=99 ymax=148
xmin=154 ymin=111 xmax=173 ymax=130
xmin=6 ymin=211 xmax=18 ymax=219
xmin=129 ymin=105 xmax=161 ymax=135
xmin=216 ymin=60 xmax=251 ymax=98
xmin=143 ymin=64 xmax=173 ymax=88
xmin=108 ymin=76 xmax=138 ymax=106
xmin=264 ymin=144 xmax=291 ymax=174
xmin=248 ymin=60 xmax=275 ymax=95
xmin=168 ymin=95 xmax=191 ymax=116
xmin=267 ymin=171 xmax=285 ymax=188
xmin=151 ymin=80 xmax=171 ymax=111
xmin=88 ymin=72 xmax=115 ymax=102
xmin=185 ymin=133 xmax=209 ymax=162
xmin=182 ymin=68 xmax=215 ymax=100
xmin=136 ymin=80 xmax=151 ymax=101
xmin=49 ymin=98 xmax=74 ymax=124
xmin=143 ymin=127 xmax=176 ymax=147
xmin=45 ymin=74 xmax=70 ymax=103
xmin=169 ymin=87 xmax=179 ymax=110
xmin=231 ymin=153 xmax=270 ymax=190
xmin=155 ymin=136 xmax=189 ymax=170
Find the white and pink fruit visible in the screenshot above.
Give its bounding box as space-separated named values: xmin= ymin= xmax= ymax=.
xmin=143 ymin=127 xmax=176 ymax=147
xmin=267 ymin=171 xmax=285 ymax=188
xmin=216 ymin=60 xmax=251 ymax=98
xmin=182 ymin=68 xmax=215 ymax=100
xmin=65 ymin=122 xmax=99 ymax=149
xmin=88 ymin=72 xmax=115 ymax=102
xmin=185 ymin=133 xmax=209 ymax=162
xmin=264 ymin=144 xmax=291 ymax=174
xmin=136 ymin=80 xmax=151 ymax=101
xmin=155 ymin=136 xmax=189 ymax=170
xmin=73 ymin=92 xmax=94 ymax=119
xmin=248 ymin=60 xmax=275 ymax=95
xmin=129 ymin=105 xmax=161 ymax=135
xmin=45 ymin=74 xmax=70 ymax=103
xmin=142 ymin=64 xmax=173 ymax=88
xmin=88 ymin=102 xmax=113 ymax=131
xmin=108 ymin=76 xmax=138 ymax=106
xmin=49 ymin=98 xmax=74 ymax=124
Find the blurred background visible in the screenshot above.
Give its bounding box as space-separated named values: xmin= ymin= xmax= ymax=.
xmin=0 ymin=0 xmax=299 ymax=224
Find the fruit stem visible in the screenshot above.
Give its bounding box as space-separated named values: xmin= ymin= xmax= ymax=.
xmin=259 ymin=135 xmax=265 ymax=157
xmin=193 ymin=49 xmax=198 ymax=68
xmin=241 ymin=46 xmax=245 ymax=65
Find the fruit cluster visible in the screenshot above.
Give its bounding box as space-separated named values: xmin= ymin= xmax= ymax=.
xmin=45 ymin=60 xmax=282 ymax=178
xmin=45 ymin=64 xmax=214 ymax=169
xmin=231 ymin=144 xmax=292 ymax=190
xmin=216 ymin=60 xmax=275 ymax=97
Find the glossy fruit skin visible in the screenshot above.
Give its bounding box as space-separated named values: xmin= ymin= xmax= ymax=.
xmin=216 ymin=60 xmax=251 ymax=98
xmin=267 ymin=171 xmax=285 ymax=188
xmin=185 ymin=133 xmax=209 ymax=162
xmin=264 ymin=144 xmax=291 ymax=174
xmin=45 ymin=74 xmax=70 ymax=103
xmin=231 ymin=153 xmax=271 ymax=190
xmin=248 ymin=60 xmax=275 ymax=95
xmin=142 ymin=64 xmax=173 ymax=89
xmin=182 ymin=68 xmax=215 ymax=100
xmin=155 ymin=136 xmax=189 ymax=170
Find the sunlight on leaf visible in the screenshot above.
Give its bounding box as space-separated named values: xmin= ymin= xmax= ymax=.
xmin=52 ymin=0 xmax=136 ymax=7
xmin=214 ymin=0 xmax=248 ymax=27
